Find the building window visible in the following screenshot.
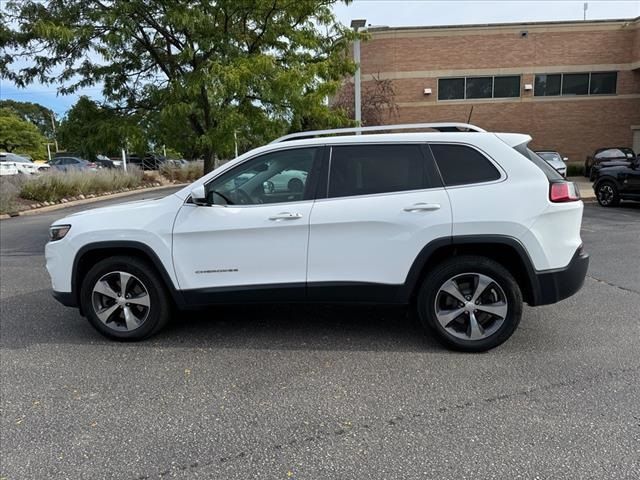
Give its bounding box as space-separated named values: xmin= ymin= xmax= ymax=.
xmin=466 ymin=77 xmax=493 ymax=99
xmin=562 ymin=73 xmax=589 ymax=95
xmin=534 ymin=72 xmax=617 ymax=97
xmin=438 ymin=75 xmax=521 ymax=100
xmin=534 ymin=74 xmax=561 ymax=96
xmin=589 ymin=72 xmax=617 ymax=95
xmin=438 ymin=78 xmax=465 ymax=100
xmin=493 ymin=76 xmax=521 ymax=98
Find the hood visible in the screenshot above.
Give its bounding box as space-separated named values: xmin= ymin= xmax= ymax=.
xmin=62 ymin=196 xmax=168 ymax=220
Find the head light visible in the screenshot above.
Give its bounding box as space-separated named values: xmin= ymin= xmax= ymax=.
xmin=49 ymin=224 xmax=71 ymax=241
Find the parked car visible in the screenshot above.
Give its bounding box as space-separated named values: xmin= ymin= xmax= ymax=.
xmin=535 ymin=151 xmax=568 ymax=177
xmin=45 ymin=122 xmax=588 ymax=352
xmin=49 ymin=156 xmax=98 ymax=172
xmin=0 ymin=152 xmax=48 ymax=174
xmin=585 ymin=147 xmax=636 ymax=180
xmin=0 ymin=161 xmax=19 ymax=176
xmin=592 ymin=156 xmax=640 ymax=207
xmin=95 ymin=155 xmax=123 ymax=169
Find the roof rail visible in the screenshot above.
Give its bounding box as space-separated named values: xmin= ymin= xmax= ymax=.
xmin=270 ymin=122 xmax=486 ymax=144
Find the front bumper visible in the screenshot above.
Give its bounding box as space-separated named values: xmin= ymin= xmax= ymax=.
xmin=530 ymin=246 xmax=589 ymax=306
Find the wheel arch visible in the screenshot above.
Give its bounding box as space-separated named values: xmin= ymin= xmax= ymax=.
xmin=72 ymin=241 xmax=184 ymax=311
xmin=403 ymin=235 xmax=539 ymax=306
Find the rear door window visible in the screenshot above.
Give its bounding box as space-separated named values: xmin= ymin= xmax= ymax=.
xmin=327 ymin=144 xmax=435 ymax=198
xmin=429 ymin=144 xmax=502 ymax=186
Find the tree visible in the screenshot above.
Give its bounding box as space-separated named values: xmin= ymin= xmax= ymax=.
xmin=1 ymin=0 xmax=358 ymax=173
xmin=57 ymin=96 xmax=147 ymax=159
xmin=0 ymin=99 xmax=56 ymax=139
xmin=0 ymin=109 xmax=48 ymax=158
xmin=332 ymin=74 xmax=399 ymax=126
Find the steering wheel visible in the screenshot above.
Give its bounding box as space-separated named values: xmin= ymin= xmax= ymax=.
xmin=235 ymin=188 xmax=253 ymax=205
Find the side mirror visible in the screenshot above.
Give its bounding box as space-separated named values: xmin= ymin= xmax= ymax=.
xmin=190 ymin=185 xmax=208 ymax=206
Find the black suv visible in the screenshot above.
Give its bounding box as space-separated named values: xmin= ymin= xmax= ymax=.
xmin=585 ymin=147 xmax=636 ymax=181
xmin=592 ymin=154 xmax=640 ymax=207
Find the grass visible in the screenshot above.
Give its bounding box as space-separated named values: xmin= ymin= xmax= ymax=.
xmin=159 ymin=160 xmax=204 ymax=183
xmin=18 ymin=168 xmax=145 ymax=203
xmin=0 ymin=176 xmax=25 ymax=214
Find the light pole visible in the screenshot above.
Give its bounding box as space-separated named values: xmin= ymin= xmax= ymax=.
xmin=350 ymin=19 xmax=366 ymax=133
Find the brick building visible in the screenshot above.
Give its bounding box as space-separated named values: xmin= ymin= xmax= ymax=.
xmin=357 ymin=17 xmax=640 ymax=165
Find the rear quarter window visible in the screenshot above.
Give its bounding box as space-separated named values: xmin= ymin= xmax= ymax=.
xmin=430 ymin=144 xmax=501 ymax=186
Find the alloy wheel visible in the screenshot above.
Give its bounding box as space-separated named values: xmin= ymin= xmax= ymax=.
xmin=434 ymin=273 xmax=508 ymax=341
xmin=91 ymin=271 xmax=151 ymax=332
xmin=597 ymin=184 xmax=614 ymax=205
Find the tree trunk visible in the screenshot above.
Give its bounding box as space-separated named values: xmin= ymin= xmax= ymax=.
xmin=203 ymin=148 xmax=215 ymax=174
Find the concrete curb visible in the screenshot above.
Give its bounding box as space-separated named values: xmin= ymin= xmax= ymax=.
xmin=0 ymin=184 xmax=187 ymax=220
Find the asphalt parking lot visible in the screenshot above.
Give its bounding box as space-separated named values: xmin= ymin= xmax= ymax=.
xmin=1 ymin=190 xmax=639 ymax=479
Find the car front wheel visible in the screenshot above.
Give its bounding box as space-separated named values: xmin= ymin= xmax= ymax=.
xmin=80 ymin=256 xmax=170 ymax=341
xmin=416 ymin=256 xmax=523 ymax=352
xmin=596 ymin=181 xmax=620 ymax=207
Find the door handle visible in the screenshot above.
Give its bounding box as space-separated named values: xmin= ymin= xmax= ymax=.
xmin=269 ymin=212 xmax=303 ymax=221
xmin=403 ymin=203 xmax=441 ymax=212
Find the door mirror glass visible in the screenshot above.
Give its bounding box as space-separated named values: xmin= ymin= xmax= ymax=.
xmin=263 ymin=180 xmax=275 ymax=194
xmin=190 ymin=185 xmax=208 ymax=205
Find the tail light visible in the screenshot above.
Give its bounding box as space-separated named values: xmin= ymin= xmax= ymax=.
xmin=549 ymin=181 xmax=580 ymax=203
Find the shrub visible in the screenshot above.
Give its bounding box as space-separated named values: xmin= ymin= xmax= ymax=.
xmin=0 ymin=176 xmax=24 ymax=214
xmin=19 ymin=167 xmax=144 ymax=203
xmin=566 ymin=164 xmax=585 ymax=177
xmin=159 ymin=160 xmax=204 ymax=183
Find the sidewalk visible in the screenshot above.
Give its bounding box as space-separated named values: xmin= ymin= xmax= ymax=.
xmin=568 ymin=176 xmax=595 ymax=201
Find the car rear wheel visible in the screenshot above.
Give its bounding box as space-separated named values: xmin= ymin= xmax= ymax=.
xmin=596 ymin=181 xmax=620 ymax=207
xmin=80 ymin=256 xmax=170 ymax=340
xmin=416 ymin=256 xmax=523 ymax=352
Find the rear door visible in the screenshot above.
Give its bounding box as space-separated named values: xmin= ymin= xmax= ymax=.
xmin=307 ymin=143 xmax=451 ymax=293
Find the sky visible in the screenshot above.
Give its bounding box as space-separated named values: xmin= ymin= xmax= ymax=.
xmin=1 ymin=0 xmax=638 ymax=117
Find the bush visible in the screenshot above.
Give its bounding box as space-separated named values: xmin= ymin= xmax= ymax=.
xmin=566 ymin=164 xmax=585 ymax=177
xmin=0 ymin=176 xmax=25 ymax=214
xmin=19 ymin=167 xmax=144 ymax=203
xmin=159 ymin=160 xmax=204 ymax=183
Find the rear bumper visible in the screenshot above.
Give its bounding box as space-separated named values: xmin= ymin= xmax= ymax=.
xmin=530 ymin=246 xmax=589 ymax=306
xmin=52 ymin=290 xmax=77 ymax=308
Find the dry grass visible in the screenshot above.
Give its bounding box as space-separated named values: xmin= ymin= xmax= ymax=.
xmin=19 ymin=168 xmax=144 ymax=203
xmin=159 ymin=160 xmax=204 ymax=183
xmin=0 ymin=176 xmax=25 ymax=214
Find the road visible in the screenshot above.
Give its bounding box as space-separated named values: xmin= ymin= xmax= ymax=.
xmin=1 ymin=192 xmax=639 ymax=479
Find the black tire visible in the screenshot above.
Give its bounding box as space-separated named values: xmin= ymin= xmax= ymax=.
xmin=80 ymin=256 xmax=171 ymax=341
xmin=416 ymin=256 xmax=523 ymax=352
xmin=595 ymin=181 xmax=620 ymax=207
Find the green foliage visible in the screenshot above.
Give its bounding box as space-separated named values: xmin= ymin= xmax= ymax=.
xmin=1 ymin=0 xmax=358 ymax=172
xmin=0 ymin=99 xmax=56 ymax=138
xmin=19 ymin=168 xmax=144 ymax=203
xmin=57 ymin=96 xmax=146 ymax=160
xmin=0 ymin=109 xmax=48 ymax=159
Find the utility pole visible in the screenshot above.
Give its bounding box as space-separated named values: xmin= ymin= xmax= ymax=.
xmin=351 ymin=19 xmax=367 ymax=134
xmin=583 ymin=2 xmax=588 ymax=21
xmin=50 ymin=112 xmax=59 ymax=152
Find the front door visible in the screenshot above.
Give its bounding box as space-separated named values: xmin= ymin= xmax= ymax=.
xmin=172 ymin=147 xmax=324 ymax=297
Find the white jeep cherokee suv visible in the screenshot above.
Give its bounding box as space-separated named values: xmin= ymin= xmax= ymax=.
xmin=45 ymin=123 xmax=589 ymax=351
